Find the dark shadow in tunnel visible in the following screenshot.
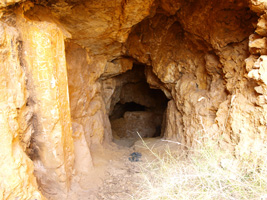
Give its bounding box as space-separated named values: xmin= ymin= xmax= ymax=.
xmin=108 ymin=64 xmax=169 ymax=145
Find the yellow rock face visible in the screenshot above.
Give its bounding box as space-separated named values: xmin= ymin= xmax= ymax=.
xmin=18 ymin=16 xmax=74 ymax=193
xmin=0 ymin=0 xmax=23 ymax=8
xmin=24 ymin=0 xmax=155 ymax=56
xmin=1 ymin=0 xmax=267 ymax=198
xmin=66 ymin=43 xmax=112 ymax=145
xmin=0 ymin=21 xmax=44 ymax=199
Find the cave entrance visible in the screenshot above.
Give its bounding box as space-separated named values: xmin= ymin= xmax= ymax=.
xmin=107 ymin=64 xmax=168 ymax=147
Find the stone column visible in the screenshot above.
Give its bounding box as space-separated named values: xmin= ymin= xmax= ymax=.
xmin=0 ymin=21 xmax=44 ymax=199
xmin=18 ymin=17 xmax=74 ymax=193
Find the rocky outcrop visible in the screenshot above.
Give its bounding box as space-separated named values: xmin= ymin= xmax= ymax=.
xmin=104 ymin=65 xmax=167 ymax=139
xmin=18 ymin=15 xmax=74 ymax=194
xmin=0 ymin=13 xmax=44 ymax=199
xmin=0 ymin=0 xmax=266 ymax=199
xmin=239 ymin=0 xmax=267 ymax=160
xmin=66 ymin=42 xmax=111 ymax=145
xmin=24 ymin=0 xmax=156 ymax=57
xmin=112 ymin=111 xmax=162 ymax=138
xmin=125 ymin=0 xmax=257 ymax=149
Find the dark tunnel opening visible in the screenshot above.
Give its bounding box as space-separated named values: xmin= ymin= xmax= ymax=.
xmin=107 ymin=64 xmax=169 ymax=146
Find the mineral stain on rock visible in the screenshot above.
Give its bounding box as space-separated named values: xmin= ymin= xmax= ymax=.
xmin=0 ymin=0 xmax=266 ymax=199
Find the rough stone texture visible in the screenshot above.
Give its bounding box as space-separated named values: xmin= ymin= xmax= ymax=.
xmin=1 ymin=0 xmax=267 ymax=198
xmin=125 ymin=0 xmax=256 ymax=149
xmin=102 ymin=65 xmax=147 ymax=115
xmin=0 ymin=18 xmax=44 ymax=199
xmin=162 ymin=100 xmax=184 ymax=143
xmin=249 ymin=0 xmax=267 ymax=14
xmin=103 ymin=65 xmax=167 ymax=140
xmin=0 ymin=0 xmax=24 ymax=8
xmin=66 ymin=42 xmax=112 ymax=145
xmin=102 ymin=58 xmax=133 ymax=79
xmin=72 ymin=122 xmax=93 ymax=175
xmin=24 ymin=0 xmax=156 ymax=57
xmin=112 ymin=111 xmax=162 ymax=138
xmin=17 ymin=14 xmax=75 ymax=194
xmin=256 ymin=14 xmax=267 ymax=36
xmin=240 ymin=1 xmax=267 ymax=160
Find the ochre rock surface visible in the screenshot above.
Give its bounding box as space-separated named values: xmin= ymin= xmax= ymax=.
xmin=24 ymin=0 xmax=156 ymax=56
xmin=0 ymin=0 xmax=24 ymax=8
xmin=125 ymin=0 xmax=257 ymax=149
xmin=0 ymin=0 xmax=267 ymax=199
xmin=112 ymin=111 xmax=162 ymax=138
xmin=66 ymin=42 xmax=112 ymax=145
xmin=242 ymin=2 xmax=267 ymax=159
xmin=0 ymin=17 xmax=44 ymax=199
xmin=17 ymin=14 xmax=75 ymax=194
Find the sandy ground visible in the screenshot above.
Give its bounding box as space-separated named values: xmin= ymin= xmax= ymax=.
xmin=45 ymin=138 xmax=180 ymax=200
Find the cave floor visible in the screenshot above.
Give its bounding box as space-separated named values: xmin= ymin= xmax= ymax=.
xmin=92 ymin=138 xmax=180 ymax=200
xmin=47 ymin=138 xmax=180 ymax=200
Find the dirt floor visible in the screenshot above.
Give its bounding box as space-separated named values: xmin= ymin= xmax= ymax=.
xmin=46 ymin=138 xmax=180 ymax=200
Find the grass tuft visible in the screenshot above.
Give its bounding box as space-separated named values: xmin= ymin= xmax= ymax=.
xmin=132 ymin=134 xmax=267 ymax=200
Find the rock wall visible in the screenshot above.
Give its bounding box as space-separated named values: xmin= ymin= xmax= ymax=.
xmin=23 ymin=0 xmax=156 ymax=57
xmin=0 ymin=0 xmax=266 ymax=198
xmin=242 ymin=0 xmax=267 ymax=159
xmin=17 ymin=15 xmax=74 ymax=194
xmin=0 ymin=15 xmax=43 ymax=200
xmin=103 ymin=65 xmax=167 ymax=139
xmin=125 ymin=0 xmax=258 ymax=150
xmin=66 ymin=42 xmax=111 ymax=145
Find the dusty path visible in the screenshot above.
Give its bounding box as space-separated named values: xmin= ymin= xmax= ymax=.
xmin=95 ymin=149 xmax=143 ymax=200
xmin=90 ymin=138 xmax=180 ymax=200
xmin=75 ymin=139 xmax=146 ymax=200
xmin=46 ymin=138 xmax=179 ymax=200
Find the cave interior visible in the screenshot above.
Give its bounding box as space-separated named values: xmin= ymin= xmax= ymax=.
xmin=105 ymin=64 xmax=169 ymax=146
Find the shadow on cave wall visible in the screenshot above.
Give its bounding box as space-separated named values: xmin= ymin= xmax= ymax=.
xmin=105 ymin=64 xmax=169 ymax=147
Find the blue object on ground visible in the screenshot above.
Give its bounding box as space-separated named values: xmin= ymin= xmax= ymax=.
xmin=129 ymin=152 xmax=142 ymax=162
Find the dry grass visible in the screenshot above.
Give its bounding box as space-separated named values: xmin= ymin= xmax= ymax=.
xmin=132 ymin=136 xmax=267 ymax=200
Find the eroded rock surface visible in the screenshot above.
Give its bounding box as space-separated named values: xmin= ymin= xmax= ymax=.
xmin=0 ymin=18 xmax=43 ymax=200
xmin=18 ymin=16 xmax=74 ymax=194
xmin=0 ymin=0 xmax=266 ymax=199
xmin=112 ymin=111 xmax=162 ymax=138
xmin=24 ymin=0 xmax=156 ymax=57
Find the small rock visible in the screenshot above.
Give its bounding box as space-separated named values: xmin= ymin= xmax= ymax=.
xmin=129 ymin=152 xmax=142 ymax=162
